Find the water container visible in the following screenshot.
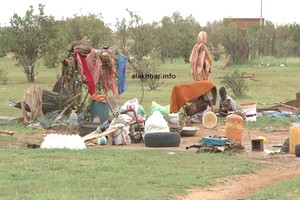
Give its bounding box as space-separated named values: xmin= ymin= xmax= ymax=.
xmin=98 ymin=136 xmax=107 ymax=145
xmin=168 ymin=113 xmax=179 ymax=124
xmin=225 ymin=114 xmax=243 ymax=144
xmin=289 ymin=127 xmax=300 ymax=154
xmin=69 ymin=110 xmax=78 ymax=127
xmin=90 ymin=101 xmax=109 ymax=124
xmin=113 ymin=130 xmax=123 ymax=145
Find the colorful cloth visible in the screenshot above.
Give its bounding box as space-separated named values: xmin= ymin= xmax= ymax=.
xmin=75 ymin=50 xmax=96 ymax=95
xmin=169 ymin=80 xmax=216 ymax=113
xmin=189 ymin=31 xmax=213 ymax=81
xmin=117 ymin=53 xmax=128 ymax=95
xmin=101 ymin=52 xmax=120 ymax=98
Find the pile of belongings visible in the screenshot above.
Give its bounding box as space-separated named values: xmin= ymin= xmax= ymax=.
xmin=186 ymin=135 xmax=244 ymax=154
xmin=82 ymin=98 xmax=146 ymax=145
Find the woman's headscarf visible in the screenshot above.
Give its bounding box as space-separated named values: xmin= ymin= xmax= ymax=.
xmin=197 ymin=31 xmax=208 ymax=44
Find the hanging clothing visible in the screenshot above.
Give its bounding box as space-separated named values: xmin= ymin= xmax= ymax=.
xmin=75 ymin=50 xmax=96 ymax=95
xmin=117 ymin=52 xmax=128 ymax=95
xmin=86 ymin=49 xmax=102 ymax=87
xmin=101 ymin=52 xmax=120 ymax=98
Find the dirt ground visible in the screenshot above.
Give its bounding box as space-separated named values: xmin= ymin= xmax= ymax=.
xmin=1 ymin=121 xmax=300 ymax=200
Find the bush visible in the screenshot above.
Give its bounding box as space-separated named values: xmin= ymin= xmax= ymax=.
xmin=0 ymin=48 xmax=6 ymax=58
xmin=221 ymin=69 xmax=248 ymax=97
xmin=0 ymin=69 xmax=8 ymax=85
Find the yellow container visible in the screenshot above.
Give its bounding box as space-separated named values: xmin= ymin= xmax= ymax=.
xmin=225 ymin=114 xmax=243 ymax=144
xmin=289 ymin=127 xmax=300 ymax=154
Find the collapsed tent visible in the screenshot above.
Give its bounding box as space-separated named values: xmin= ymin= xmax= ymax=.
xmin=9 ymin=40 xmax=128 ymax=123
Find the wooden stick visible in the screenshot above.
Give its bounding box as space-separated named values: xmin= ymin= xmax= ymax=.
xmin=51 ymin=103 xmax=74 ymax=127
xmin=63 ymin=92 xmax=82 ymax=107
xmin=222 ymin=55 xmax=232 ymax=70
xmin=0 ymin=130 xmax=14 ymax=135
xmin=277 ymin=103 xmax=300 ymax=111
xmin=82 ymin=128 xmax=118 ymax=142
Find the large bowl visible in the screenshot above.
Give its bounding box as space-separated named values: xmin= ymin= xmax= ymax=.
xmin=202 ymin=111 xmax=218 ymax=129
xmin=180 ymin=126 xmax=199 ymax=137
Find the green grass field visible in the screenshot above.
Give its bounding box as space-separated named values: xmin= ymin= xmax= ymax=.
xmin=1 ymin=55 xmax=299 ymax=116
xmin=0 ymin=55 xmax=300 ymax=199
xmin=0 ymin=148 xmax=264 ymax=200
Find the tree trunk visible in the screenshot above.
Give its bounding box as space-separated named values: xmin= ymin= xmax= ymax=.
xmin=26 ymin=65 xmax=35 ymax=82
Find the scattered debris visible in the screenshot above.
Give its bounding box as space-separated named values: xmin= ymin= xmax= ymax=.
xmin=186 ymin=143 xmax=244 ymax=154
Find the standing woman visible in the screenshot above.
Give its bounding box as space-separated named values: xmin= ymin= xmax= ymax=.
xmin=189 ymin=31 xmax=213 ymax=81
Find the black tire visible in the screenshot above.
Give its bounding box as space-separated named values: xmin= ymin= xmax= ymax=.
xmin=295 ymin=144 xmax=300 ymax=157
xmin=144 ymin=132 xmax=181 ymax=147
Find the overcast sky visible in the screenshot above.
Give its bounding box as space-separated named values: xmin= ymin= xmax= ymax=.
xmin=0 ymin=0 xmax=299 ymax=27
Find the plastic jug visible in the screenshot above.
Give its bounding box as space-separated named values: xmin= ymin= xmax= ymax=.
xmin=69 ymin=110 xmax=78 ymax=127
xmin=225 ymin=114 xmax=243 ymax=144
xmin=289 ymin=127 xmax=300 ymax=154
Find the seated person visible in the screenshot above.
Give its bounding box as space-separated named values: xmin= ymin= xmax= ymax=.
xmin=217 ymin=87 xmax=238 ymax=116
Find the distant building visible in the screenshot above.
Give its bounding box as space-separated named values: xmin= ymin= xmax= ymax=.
xmin=225 ymin=18 xmax=265 ymax=30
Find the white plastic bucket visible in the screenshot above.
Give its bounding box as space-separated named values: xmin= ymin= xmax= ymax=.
xmin=113 ymin=130 xmax=123 ymax=145
xmin=240 ymin=102 xmax=257 ymax=121
xmin=168 ymin=113 xmax=179 ymax=124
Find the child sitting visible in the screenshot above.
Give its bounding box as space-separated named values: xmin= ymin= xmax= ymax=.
xmin=217 ymin=86 xmax=238 ymax=116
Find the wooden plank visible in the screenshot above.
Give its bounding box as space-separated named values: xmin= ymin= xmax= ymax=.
xmin=82 ymin=120 xmax=139 ymax=142
xmin=82 ymin=128 xmax=118 ymax=142
xmin=0 ymin=130 xmax=14 ymax=135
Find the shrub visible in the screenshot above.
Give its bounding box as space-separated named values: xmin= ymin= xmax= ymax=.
xmin=0 ymin=69 xmax=8 ymax=85
xmin=221 ymin=69 xmax=248 ymax=97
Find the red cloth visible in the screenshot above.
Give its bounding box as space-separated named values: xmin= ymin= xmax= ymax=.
xmin=86 ymin=49 xmax=102 ymax=86
xmin=169 ymin=80 xmax=216 ymax=113
xmin=75 ymin=51 xmax=95 ymax=95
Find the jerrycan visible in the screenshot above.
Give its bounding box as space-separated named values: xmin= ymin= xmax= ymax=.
xmin=289 ymin=127 xmax=300 ymax=154
xmin=225 ymin=114 xmax=244 ymax=144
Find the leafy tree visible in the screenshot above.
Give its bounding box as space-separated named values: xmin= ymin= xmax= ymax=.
xmin=41 ymin=23 xmax=69 ymax=68
xmin=273 ymin=25 xmax=296 ymax=63
xmin=171 ymin=13 xmax=200 ymax=63
xmin=221 ymin=20 xmax=245 ymax=62
xmin=1 ymin=4 xmax=59 ymax=82
xmin=289 ymin=23 xmax=300 ymax=56
xmin=0 ymin=29 xmax=5 ymax=57
xmin=62 ymin=14 xmax=113 ymax=48
xmin=115 ymin=10 xmax=162 ymax=93
xmin=156 ymin=16 xmax=173 ymax=63
xmin=206 ymin=20 xmax=224 ymax=61
xmin=115 ymin=18 xmax=129 ymax=55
